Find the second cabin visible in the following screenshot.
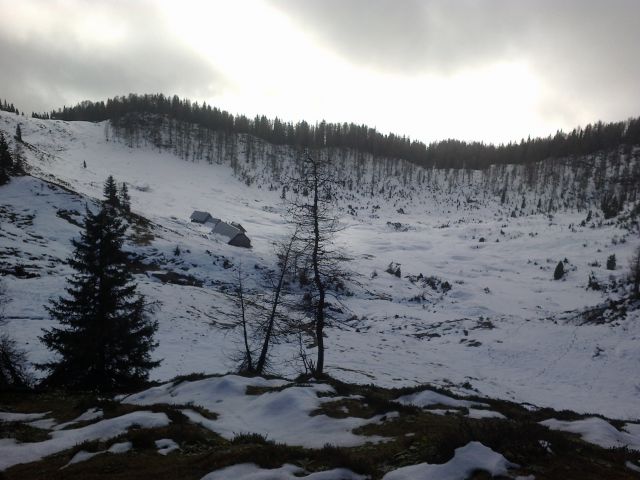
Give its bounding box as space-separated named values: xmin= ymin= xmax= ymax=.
xmin=190 ymin=210 xmax=252 ymax=248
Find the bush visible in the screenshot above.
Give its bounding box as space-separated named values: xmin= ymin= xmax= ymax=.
xmin=231 ymin=433 xmax=272 ymax=445
xmin=606 ymin=254 xmax=616 ymax=270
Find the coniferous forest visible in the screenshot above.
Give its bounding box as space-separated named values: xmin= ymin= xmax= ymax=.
xmin=44 ymin=93 xmax=640 ymax=170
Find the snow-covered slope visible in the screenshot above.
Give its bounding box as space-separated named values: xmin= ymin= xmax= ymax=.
xmin=1 ymin=111 xmax=639 ymax=420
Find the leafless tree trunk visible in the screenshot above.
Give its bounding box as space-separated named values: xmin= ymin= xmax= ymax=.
xmin=310 ymin=160 xmax=328 ymax=375
xmin=255 ymin=232 xmax=297 ymax=374
xmin=287 ymin=153 xmax=345 ymax=377
xmin=235 ymin=266 xmax=253 ymax=373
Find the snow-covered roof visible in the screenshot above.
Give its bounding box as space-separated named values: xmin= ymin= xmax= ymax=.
xmin=190 ymin=210 xmax=212 ymax=223
xmin=212 ymin=220 xmax=242 ymax=239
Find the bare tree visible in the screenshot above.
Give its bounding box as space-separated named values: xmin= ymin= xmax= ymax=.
xmin=233 ymin=265 xmax=254 ymax=373
xmin=287 ymin=153 xmax=347 ymax=377
xmin=230 ymin=232 xmax=298 ymax=376
xmin=255 ymin=232 xmax=297 ymax=374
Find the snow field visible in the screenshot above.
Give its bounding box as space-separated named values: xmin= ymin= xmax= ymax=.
xmin=1 ymin=111 xmax=640 ymax=420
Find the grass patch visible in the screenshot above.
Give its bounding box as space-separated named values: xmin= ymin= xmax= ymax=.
xmin=231 ymin=433 xmax=273 ymax=445
xmin=0 ymin=422 xmax=51 ymax=442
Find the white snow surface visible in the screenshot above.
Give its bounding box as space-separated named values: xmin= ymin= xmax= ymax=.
xmin=396 ymin=389 xmax=488 ymax=409
xmin=0 ymin=411 xmax=169 ymax=470
xmin=0 ymin=411 xmax=48 ymax=422
xmin=627 ymin=461 xmax=640 ymax=473
xmin=155 ymin=438 xmax=179 ymax=455
xmin=53 ymin=407 xmax=103 ymax=430
xmin=466 ymin=409 xmax=506 ymax=420
xmin=2 ymin=111 xmax=640 ymax=420
xmin=27 ymin=418 xmax=58 ymax=429
xmin=63 ymin=441 xmax=132 ymax=467
xmin=201 ymin=463 xmax=366 ymax=480
xmin=540 ymin=417 xmax=640 ymax=451
xmin=124 ymin=375 xmax=387 ymax=448
xmin=381 ymin=441 xmax=517 ymax=480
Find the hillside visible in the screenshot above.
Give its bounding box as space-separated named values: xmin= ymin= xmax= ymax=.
xmin=1 ymin=109 xmax=640 ymax=477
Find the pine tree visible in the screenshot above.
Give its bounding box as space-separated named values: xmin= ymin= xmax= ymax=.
xmin=119 ymin=182 xmax=131 ymax=213
xmin=39 ymin=205 xmax=159 ymax=391
xmin=15 ymin=124 xmax=22 ymax=142
xmin=0 ymin=133 xmax=12 ymax=185
xmin=103 ymin=175 xmax=120 ymax=208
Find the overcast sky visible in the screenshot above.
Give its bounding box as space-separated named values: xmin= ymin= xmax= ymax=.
xmin=1 ymin=0 xmax=639 ymax=144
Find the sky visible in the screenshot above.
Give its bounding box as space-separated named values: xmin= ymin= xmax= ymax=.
xmin=1 ymin=0 xmax=639 ymax=144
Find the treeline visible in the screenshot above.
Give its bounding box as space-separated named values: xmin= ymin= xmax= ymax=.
xmin=32 ymin=111 xmax=51 ymax=120
xmin=0 ymin=99 xmax=20 ymax=116
xmin=48 ymin=93 xmax=640 ymax=169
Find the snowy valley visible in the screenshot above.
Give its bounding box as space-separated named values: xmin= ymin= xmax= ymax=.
xmin=1 ymin=109 xmax=640 ymax=478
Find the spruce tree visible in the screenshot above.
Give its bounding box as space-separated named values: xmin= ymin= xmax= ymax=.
xmin=11 ymin=143 xmax=25 ymax=175
xmin=119 ymin=182 xmax=131 ymax=213
xmin=39 ymin=205 xmax=159 ymax=391
xmin=103 ymin=175 xmax=119 ymax=208
xmin=0 ymin=133 xmax=12 ymax=185
xmin=15 ymin=124 xmax=22 ymax=142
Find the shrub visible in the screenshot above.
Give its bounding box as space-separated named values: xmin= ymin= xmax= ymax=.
xmin=0 ymin=334 xmax=33 ymax=391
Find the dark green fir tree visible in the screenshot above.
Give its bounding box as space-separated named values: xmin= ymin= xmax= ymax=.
xmin=119 ymin=182 xmax=131 ymax=213
xmin=103 ymin=175 xmax=120 ymax=209
xmin=0 ymin=133 xmax=12 ymax=185
xmin=39 ymin=205 xmax=159 ymax=391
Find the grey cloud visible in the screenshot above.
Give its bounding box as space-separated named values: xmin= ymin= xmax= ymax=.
xmin=270 ymin=0 xmax=534 ymax=72
xmin=271 ymin=0 xmax=640 ymax=126
xmin=0 ymin=1 xmax=227 ymax=115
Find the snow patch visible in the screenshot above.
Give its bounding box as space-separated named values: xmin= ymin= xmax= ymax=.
xmin=63 ymin=441 xmax=132 ymax=468
xmin=0 ymin=411 xmax=49 ymax=422
xmin=53 ymin=408 xmax=103 ymax=430
xmin=540 ymin=417 xmax=640 ymax=451
xmin=396 ymin=389 xmax=488 ymax=409
xmin=381 ymin=441 xmax=517 ymax=480
xmin=124 ymin=375 xmax=388 ymax=448
xmin=0 ymin=411 xmax=169 ymax=470
xmin=201 ymin=463 xmax=366 ymax=480
xmin=155 ymin=438 xmax=179 ymax=455
xmin=466 ymin=409 xmax=506 ymax=420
